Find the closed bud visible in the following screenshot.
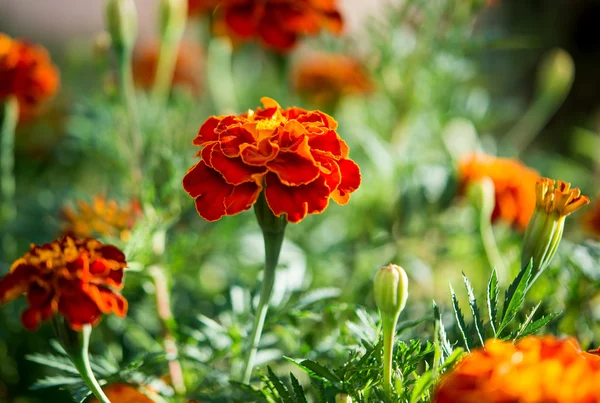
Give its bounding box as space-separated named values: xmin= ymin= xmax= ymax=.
xmin=373 ymin=264 xmax=408 ymax=319
xmin=335 ymin=393 xmax=352 ymax=403
xmin=105 ymin=0 xmax=138 ymax=54
xmin=467 ymin=177 xmax=495 ymax=221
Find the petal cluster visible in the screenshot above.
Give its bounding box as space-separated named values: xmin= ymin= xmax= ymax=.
xmin=0 ymin=34 xmax=59 ymax=120
xmin=183 ymin=97 xmax=361 ymax=223
xmin=535 ymin=178 xmax=590 ymax=217
xmin=216 ymin=0 xmax=344 ymax=51
xmin=62 ymin=196 xmax=142 ymax=242
xmin=459 ymin=153 xmax=540 ymax=230
xmin=0 ymin=237 xmax=128 ymax=331
xmin=293 ymin=52 xmax=373 ymax=106
xmin=434 ymin=336 xmax=600 ymax=403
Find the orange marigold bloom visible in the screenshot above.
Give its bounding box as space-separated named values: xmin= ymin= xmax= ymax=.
xmin=292 ymin=52 xmax=373 ymax=107
xmin=583 ymin=197 xmax=600 ymax=238
xmin=91 ymin=383 xmax=154 ymax=403
xmin=0 ymin=236 xmax=127 ymax=331
xmin=182 ymin=97 xmax=361 ymax=223
xmin=62 ymin=196 xmax=142 ymax=242
xmin=459 ymin=153 xmax=541 ymax=230
xmin=216 ymin=0 xmax=344 ymax=52
xmin=434 ymin=336 xmax=600 ymax=403
xmin=0 ymin=34 xmax=59 ymax=120
xmin=132 ymin=41 xmax=204 ymax=96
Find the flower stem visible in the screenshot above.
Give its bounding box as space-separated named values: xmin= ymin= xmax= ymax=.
xmin=1 ymin=97 xmax=18 ymax=256
xmin=480 ymin=218 xmax=506 ymax=284
xmin=382 ymin=316 xmax=397 ymax=398
xmin=61 ymin=324 xmax=111 ymax=403
xmin=148 ymin=264 xmax=186 ymax=395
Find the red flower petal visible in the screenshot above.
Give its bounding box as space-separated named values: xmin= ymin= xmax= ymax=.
xmin=193 ymin=116 xmax=221 ymax=145
xmin=210 ymin=144 xmax=267 ymax=185
xmin=224 ymin=181 xmax=262 ymax=215
xmin=265 ymin=172 xmax=331 ymax=223
xmin=58 ymin=285 xmax=103 ymax=331
xmin=224 ymin=4 xmax=257 ymax=38
xmin=21 ymin=304 xmax=54 ymax=331
xmin=86 ymin=285 xmax=128 ymax=317
xmin=257 ymin=22 xmax=298 ymax=51
xmin=308 ymin=129 xmax=348 ymax=158
xmin=0 ymin=263 xmax=36 ymax=303
xmin=184 ymin=161 xmax=235 ymax=222
xmin=331 ymin=158 xmax=361 ymax=205
xmin=220 ymin=126 xmax=257 ymax=157
xmin=239 ymin=137 xmax=279 ymax=166
xmin=267 ymin=151 xmax=320 ymax=186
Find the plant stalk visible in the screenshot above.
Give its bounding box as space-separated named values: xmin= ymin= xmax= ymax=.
xmin=1 ymin=97 xmax=18 ymax=256
xmin=382 ymin=316 xmax=398 ymax=398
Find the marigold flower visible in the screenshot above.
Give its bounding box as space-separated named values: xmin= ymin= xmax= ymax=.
xmin=132 ymin=41 xmax=204 ymax=96
xmin=0 ymin=236 xmax=127 ymax=331
xmin=62 ymin=196 xmax=142 ymax=242
xmin=90 ymin=383 xmax=154 ymax=403
xmin=583 ymin=197 xmax=600 ymax=238
xmin=215 ymin=0 xmax=344 ymax=51
xmin=182 ymin=97 xmax=361 ymax=223
xmin=293 ymin=52 xmax=373 ymax=106
xmin=434 ymin=336 xmax=600 ymax=403
xmin=459 ymin=153 xmax=540 ymax=230
xmin=0 ymin=34 xmax=59 ymax=120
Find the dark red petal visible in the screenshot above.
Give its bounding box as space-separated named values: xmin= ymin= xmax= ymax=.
xmin=266 ymin=151 xmax=320 ymax=186
xmin=0 ymin=264 xmax=36 ymax=303
xmin=26 ymin=280 xmax=53 ymax=307
xmin=183 ymin=161 xmax=235 ymax=221
xmin=97 ymin=245 xmax=126 ymax=263
xmin=211 ymin=145 xmax=267 ymax=185
xmin=239 ymin=137 xmax=279 ymax=166
xmin=219 ymin=126 xmax=257 ymax=157
xmin=193 ymin=116 xmax=221 ymax=145
xmin=332 ymin=159 xmax=361 ymax=205
xmin=257 ymin=23 xmax=298 ymax=51
xmin=224 ymin=182 xmax=262 ymax=216
xmin=308 ymin=129 xmax=348 ymax=158
xmin=58 ymin=286 xmax=103 ymax=331
xmin=265 ymin=173 xmax=331 ymax=223
xmin=86 ymin=285 xmax=128 ymax=317
xmin=21 ymin=304 xmax=54 ymax=331
xmin=224 ymin=4 xmax=257 ymax=37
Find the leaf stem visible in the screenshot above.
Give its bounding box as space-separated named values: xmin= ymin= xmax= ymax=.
xmin=382 ymin=316 xmax=397 ymax=398
xmin=1 ymin=96 xmax=18 ymax=255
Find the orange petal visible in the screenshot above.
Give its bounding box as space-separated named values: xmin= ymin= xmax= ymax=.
xmin=219 ymin=126 xmax=257 ymax=157
xmin=86 ymin=285 xmax=128 ymax=317
xmin=265 ymin=173 xmax=331 ymax=223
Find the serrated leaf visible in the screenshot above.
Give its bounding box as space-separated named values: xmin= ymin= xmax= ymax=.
xmin=463 ymin=273 xmax=485 ymax=347
xmin=267 ymin=367 xmax=292 ymax=402
xmin=433 ymin=301 xmax=453 ymax=362
xmin=516 ymin=312 xmax=560 ymax=339
xmin=450 ymin=285 xmax=470 ymax=352
xmin=498 ymin=261 xmax=532 ymax=335
xmin=290 ymin=373 xmax=308 ymax=403
xmin=294 ymin=288 xmax=341 ymax=310
xmin=285 ymin=358 xmax=342 ymax=388
xmin=487 ymin=268 xmax=499 ymax=336
xmin=30 ymin=376 xmax=83 ymax=390
xmin=229 ymin=380 xmax=269 ymax=402
xmin=26 ymin=353 xmax=79 ymax=375
xmin=409 ymin=371 xmax=433 ymax=403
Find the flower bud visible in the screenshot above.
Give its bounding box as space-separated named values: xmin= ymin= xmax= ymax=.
xmin=522 ymin=178 xmax=589 ymax=277
xmin=105 ymin=0 xmax=138 ymax=54
xmin=537 ymin=48 xmax=574 ymax=99
xmin=373 ymin=264 xmax=408 ymax=318
xmin=467 ymin=177 xmax=495 ymax=221
xmin=335 ymin=393 xmax=352 ymax=403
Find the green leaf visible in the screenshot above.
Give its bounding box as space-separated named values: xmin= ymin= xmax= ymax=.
xmin=463 ymin=273 xmax=485 ymax=347
xmin=267 ymin=367 xmax=292 ymax=402
xmin=285 ymin=358 xmax=343 ymax=388
xmin=409 ymin=371 xmax=433 ymax=403
xmin=450 ymin=285 xmax=470 ymax=351
xmin=433 ymin=301 xmax=453 ymax=362
xmin=498 ymin=261 xmax=532 ymax=335
xmin=294 ymin=288 xmax=341 ymax=310
xmin=487 ymin=268 xmax=499 ymax=336
xmin=290 ymin=373 xmax=308 ymax=403
xmin=516 ymin=312 xmax=560 ymax=339
xmin=26 ymin=353 xmax=79 ymax=375
xmin=30 ymin=376 xmax=83 ymax=390
xmin=229 ymin=381 xmax=269 ymax=402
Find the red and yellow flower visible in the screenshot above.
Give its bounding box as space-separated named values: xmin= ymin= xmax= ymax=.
xmin=0 ymin=34 xmax=59 ymax=120
xmin=292 ymin=52 xmax=373 ymax=106
xmin=183 ymin=97 xmax=361 ymax=223
xmin=459 ymin=153 xmax=540 ymax=230
xmin=434 ymin=336 xmax=600 ymax=403
xmin=215 ymin=0 xmax=344 ymax=52
xmin=62 ymin=196 xmax=142 ymax=242
xmin=0 ymin=237 xmax=127 ymax=331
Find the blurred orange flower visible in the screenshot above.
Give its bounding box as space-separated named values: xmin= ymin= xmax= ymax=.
xmin=90 ymin=384 xmax=154 ymax=403
xmin=0 ymin=34 xmax=59 ymax=120
xmin=293 ymin=52 xmax=373 ymax=107
xmin=583 ymin=197 xmax=600 ymax=238
xmin=434 ymin=336 xmax=600 ymax=403
xmin=216 ymin=0 xmax=344 ymax=51
xmin=62 ymin=196 xmax=142 ymax=242
xmin=133 ymin=41 xmax=204 ymax=96
xmin=459 ymin=153 xmax=540 ymax=230
xmin=0 ymin=236 xmax=127 ymax=331
xmin=183 ymin=97 xmax=361 ymax=223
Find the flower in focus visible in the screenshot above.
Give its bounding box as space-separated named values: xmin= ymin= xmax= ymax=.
xmin=215 ymin=0 xmax=344 ymax=52
xmin=0 ymin=34 xmax=60 ymax=120
xmin=292 ymin=52 xmax=373 ymax=107
xmin=133 ymin=41 xmax=204 ymax=96
xmin=434 ymin=336 xmax=600 ymax=403
xmin=582 ymin=196 xmax=600 ymax=238
xmin=522 ymin=178 xmax=589 ymax=274
xmin=91 ymin=384 xmax=154 ymax=403
xmin=62 ymin=196 xmax=142 ymax=242
xmin=0 ymin=236 xmax=128 ymax=331
xmin=459 ymin=153 xmax=540 ymax=230
xmin=182 ymin=97 xmax=361 ymax=223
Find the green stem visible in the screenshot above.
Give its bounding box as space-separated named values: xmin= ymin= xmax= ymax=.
xmin=480 ymin=218 xmax=506 ymax=284
xmin=206 ymin=37 xmax=238 ymax=114
xmin=61 ymin=324 xmax=111 ymax=403
xmin=1 ymin=97 xmax=18 ymax=256
xmin=382 ymin=316 xmax=398 ymax=398
xmin=241 ymin=229 xmax=285 ymax=383
xmin=151 ymin=38 xmax=179 ymax=104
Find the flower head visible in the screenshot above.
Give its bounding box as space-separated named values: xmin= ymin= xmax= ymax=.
xmin=292 ymin=52 xmax=373 ymax=107
xmin=182 ymin=97 xmax=361 ymax=223
xmin=0 ymin=34 xmax=59 ymax=120
xmin=62 ymin=196 xmax=142 ymax=242
xmin=133 ymin=41 xmax=204 ymax=95
xmin=0 ymin=236 xmax=128 ymax=331
xmin=373 ymin=264 xmax=408 ymax=318
xmin=215 ymin=0 xmax=344 ymax=52
xmin=535 ymin=178 xmax=590 ymax=217
xmin=459 ymin=153 xmax=540 ymax=230
xmin=434 ymin=336 xmax=600 ymax=403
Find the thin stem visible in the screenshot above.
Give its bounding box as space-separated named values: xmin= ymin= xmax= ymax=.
xmin=148 ymin=265 xmax=186 ymax=395
xmin=206 ymin=37 xmax=238 ymax=114
xmin=241 ymin=229 xmax=285 ymax=383
xmin=480 ymin=218 xmax=506 ymax=284
xmin=382 ymin=316 xmax=398 ymax=398
xmin=1 ymin=97 xmax=18 ymax=256
xmin=67 ymin=325 xmax=111 ymax=403
xmin=151 ymin=39 xmax=178 ymax=104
